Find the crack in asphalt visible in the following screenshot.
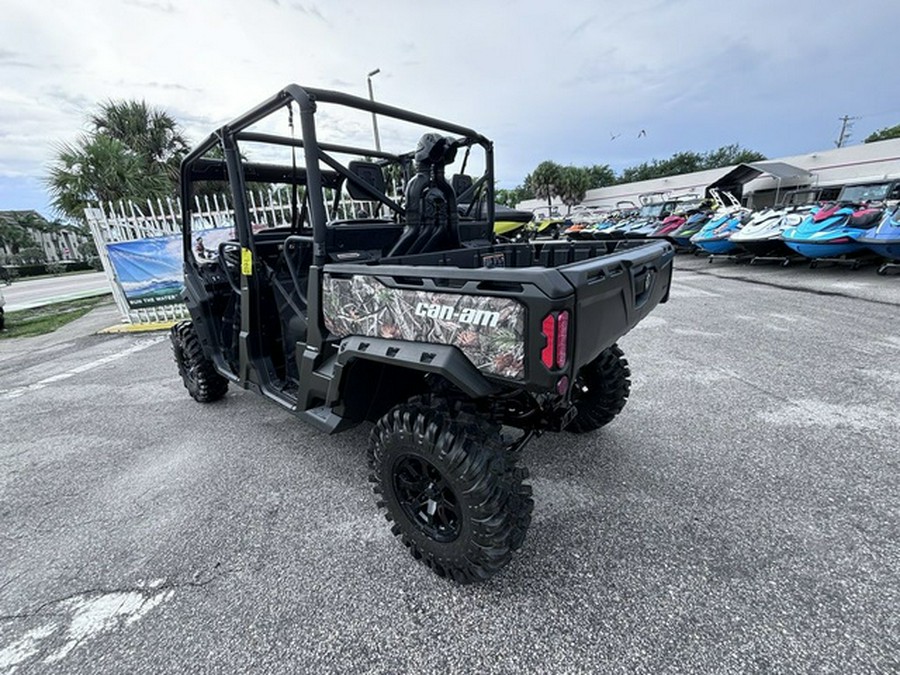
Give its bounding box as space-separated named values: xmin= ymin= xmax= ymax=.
xmin=705 ymin=364 xmax=794 ymax=404
xmin=0 ymin=567 xmax=234 ymax=623
xmin=682 ymin=267 xmax=900 ymax=308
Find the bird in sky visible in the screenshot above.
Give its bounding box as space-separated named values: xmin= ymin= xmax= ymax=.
xmin=610 ymin=132 xmax=621 ymax=141
xmin=637 ymin=129 xmax=647 ymax=138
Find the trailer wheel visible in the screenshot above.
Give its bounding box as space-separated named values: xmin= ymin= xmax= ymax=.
xmin=171 ymin=320 xmax=228 ymax=403
xmin=369 ymin=402 xmax=532 ymax=583
xmin=567 ymin=344 xmax=631 ymax=433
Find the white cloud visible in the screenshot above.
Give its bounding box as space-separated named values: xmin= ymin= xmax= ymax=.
xmin=3 ymin=0 xmax=900 ymax=213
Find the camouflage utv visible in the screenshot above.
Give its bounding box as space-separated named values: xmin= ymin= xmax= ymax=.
xmin=172 ymin=85 xmax=674 ymax=583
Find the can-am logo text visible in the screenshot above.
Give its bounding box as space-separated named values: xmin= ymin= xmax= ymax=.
xmin=414 ymin=302 xmax=500 ymax=328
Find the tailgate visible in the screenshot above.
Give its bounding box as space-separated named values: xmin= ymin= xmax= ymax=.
xmin=557 ymin=240 xmax=674 ymax=370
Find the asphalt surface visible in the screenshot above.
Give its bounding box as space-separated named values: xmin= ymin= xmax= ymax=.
xmin=2 ymin=273 xmax=111 ymax=312
xmin=0 ymin=258 xmax=898 ymax=674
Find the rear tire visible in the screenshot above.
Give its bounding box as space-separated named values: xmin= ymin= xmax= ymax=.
xmin=567 ymin=344 xmax=631 ymax=433
xmin=369 ymin=401 xmax=533 ymax=583
xmin=171 ymin=320 xmax=228 ymax=403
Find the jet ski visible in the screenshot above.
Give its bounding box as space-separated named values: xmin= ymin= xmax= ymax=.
xmin=668 ymin=211 xmax=713 ymax=248
xmin=529 ymin=217 xmax=568 ymax=239
xmin=612 ymin=194 xmax=677 ymax=238
xmin=623 ymin=200 xmax=679 ymax=238
xmin=648 ymin=196 xmax=709 ymax=239
xmin=781 ymin=202 xmax=883 ymax=259
xmin=691 ymin=209 xmax=750 ymax=254
xmin=651 ymin=213 xmax=686 ymax=237
xmin=488 ymin=205 xmax=537 ymax=242
xmin=589 ymin=202 xmax=639 ymax=238
xmin=730 ymin=205 xmax=814 ymax=258
xmin=668 ymin=189 xmax=740 ymax=249
xmin=858 ymin=204 xmax=900 ymax=267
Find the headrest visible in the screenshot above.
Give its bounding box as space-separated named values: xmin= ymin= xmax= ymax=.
xmin=452 ymin=174 xmax=474 ymax=197
xmin=346 ymin=161 xmax=386 ymax=200
xmin=414 ymin=133 xmax=457 ymax=167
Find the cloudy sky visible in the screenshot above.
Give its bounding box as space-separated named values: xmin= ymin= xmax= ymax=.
xmin=3 ymin=0 xmax=900 ymax=218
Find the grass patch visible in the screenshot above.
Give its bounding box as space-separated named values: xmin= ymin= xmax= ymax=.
xmin=1 ymin=295 xmax=112 ymax=339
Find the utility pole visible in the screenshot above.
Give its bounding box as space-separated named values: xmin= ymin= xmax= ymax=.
xmin=367 ymin=69 xmax=382 ymax=152
xmin=835 ymin=115 xmax=859 ymax=148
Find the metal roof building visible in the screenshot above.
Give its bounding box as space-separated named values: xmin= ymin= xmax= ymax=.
xmin=519 ymin=138 xmax=900 ymax=212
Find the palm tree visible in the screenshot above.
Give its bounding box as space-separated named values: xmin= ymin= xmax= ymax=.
xmin=556 ymin=166 xmax=591 ymax=214
xmin=525 ymin=161 xmax=562 ymax=216
xmin=91 ymin=99 xmax=188 ymax=182
xmin=46 ymin=100 xmax=188 ymax=222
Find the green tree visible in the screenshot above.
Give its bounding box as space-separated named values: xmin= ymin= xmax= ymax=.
xmin=556 ymin=166 xmax=592 ymax=213
xmin=864 ymin=124 xmax=900 ymax=143
xmin=47 ymin=100 xmax=188 ymax=222
xmin=701 ymin=144 xmax=766 ymax=169
xmin=525 ymin=161 xmax=562 ymax=215
xmin=91 ymin=99 xmax=188 ymax=183
xmin=0 ymin=213 xmax=37 ymax=256
xmin=495 ymin=185 xmax=535 ymax=208
xmin=586 ymin=164 xmax=616 ymax=188
xmin=616 ymin=145 xmax=765 ymax=184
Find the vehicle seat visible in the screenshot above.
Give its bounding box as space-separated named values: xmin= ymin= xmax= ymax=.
xmin=452 ymin=174 xmax=474 ymax=201
xmin=388 ymin=134 xmax=460 ymax=257
xmin=849 ymin=208 xmax=882 ymax=229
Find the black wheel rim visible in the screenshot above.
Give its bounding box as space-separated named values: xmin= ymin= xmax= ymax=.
xmin=392 ymin=455 xmax=461 ymax=542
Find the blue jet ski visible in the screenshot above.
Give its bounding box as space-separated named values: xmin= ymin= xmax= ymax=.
xmin=858 ymin=204 xmax=900 ymax=273
xmin=691 ymin=209 xmax=750 ymax=254
xmin=781 ymin=202 xmax=882 ymax=259
xmin=858 ymin=204 xmax=900 ymax=262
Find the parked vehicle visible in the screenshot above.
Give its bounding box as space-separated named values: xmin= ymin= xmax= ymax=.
xmin=730 ymin=189 xmax=821 ymax=259
xmin=667 ymin=210 xmax=713 ymax=248
xmin=858 ymin=204 xmax=900 ymax=273
xmin=171 ymin=84 xmax=675 ymax=583
xmin=730 ymin=207 xmax=803 ymax=259
xmin=488 ymin=205 xmax=535 ymax=242
xmin=691 ymin=209 xmax=750 ymax=255
xmin=782 ymin=202 xmax=883 ymax=260
xmin=618 ymin=194 xmax=679 ymax=238
xmin=528 ymin=215 xmax=568 ymax=239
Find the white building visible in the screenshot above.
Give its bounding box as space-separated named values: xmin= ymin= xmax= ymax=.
xmin=0 ymin=210 xmax=92 ymax=264
xmin=518 ymin=138 xmax=900 ymax=213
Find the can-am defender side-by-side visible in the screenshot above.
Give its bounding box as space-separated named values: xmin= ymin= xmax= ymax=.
xmin=172 ymin=85 xmax=675 ymax=583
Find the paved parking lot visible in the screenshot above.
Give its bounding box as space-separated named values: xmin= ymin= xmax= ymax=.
xmin=1 ymin=258 xmax=897 ymax=674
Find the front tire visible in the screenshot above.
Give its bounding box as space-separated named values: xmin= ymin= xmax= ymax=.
xmin=567 ymin=344 xmax=631 ymax=433
xmin=171 ymin=320 xmax=228 ymax=403
xmin=369 ymin=402 xmax=532 ymax=583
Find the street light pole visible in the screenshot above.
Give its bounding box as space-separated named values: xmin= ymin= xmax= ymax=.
xmin=367 ymin=68 xmax=382 ymax=152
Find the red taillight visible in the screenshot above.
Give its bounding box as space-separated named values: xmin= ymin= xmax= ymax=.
xmin=556 ymin=310 xmax=569 ymax=368
xmin=541 ymin=311 xmax=570 ymax=370
xmin=541 ymin=314 xmax=556 ymax=368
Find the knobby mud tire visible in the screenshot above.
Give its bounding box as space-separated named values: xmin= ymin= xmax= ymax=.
xmin=171 ymin=320 xmax=228 ymax=403
xmin=567 ymin=344 xmax=631 ymax=433
xmin=369 ymin=400 xmax=533 ymax=583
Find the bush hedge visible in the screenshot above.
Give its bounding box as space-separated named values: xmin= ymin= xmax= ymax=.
xmin=0 ymin=259 xmax=97 ymax=279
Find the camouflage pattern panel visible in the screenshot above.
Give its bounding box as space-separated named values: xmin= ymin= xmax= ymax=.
xmin=322 ymin=274 xmax=525 ymax=380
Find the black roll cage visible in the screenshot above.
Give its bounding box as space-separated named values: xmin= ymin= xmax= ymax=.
xmin=180 ymin=84 xmax=496 ymax=267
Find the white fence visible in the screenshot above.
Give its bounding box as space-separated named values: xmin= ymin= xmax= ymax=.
xmin=85 ymin=190 xmax=383 ymax=324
